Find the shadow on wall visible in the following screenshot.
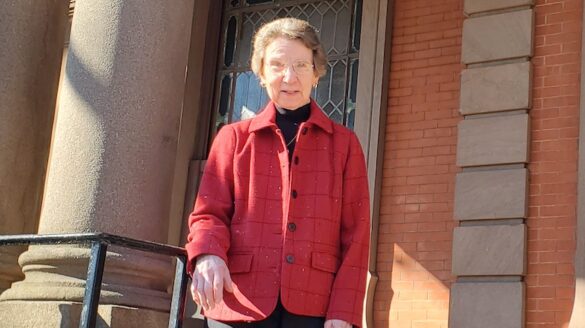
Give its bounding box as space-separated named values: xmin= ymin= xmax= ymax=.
xmin=376 ymin=243 xmax=450 ymax=326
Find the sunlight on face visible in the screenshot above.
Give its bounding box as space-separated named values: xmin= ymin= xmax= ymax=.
xmin=260 ymin=37 xmax=319 ymax=110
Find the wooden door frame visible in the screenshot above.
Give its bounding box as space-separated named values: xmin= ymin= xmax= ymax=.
xmin=354 ymin=0 xmax=394 ymax=326
xmin=168 ymin=0 xmax=222 ymax=248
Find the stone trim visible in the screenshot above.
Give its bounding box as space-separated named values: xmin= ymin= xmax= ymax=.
xmin=450 ymin=282 xmax=525 ymax=328
xmin=464 ymin=0 xmax=534 ymax=16
xmin=460 ymin=61 xmax=532 ymax=115
xmin=454 ymin=168 xmax=528 ymax=221
xmin=452 ymin=224 xmax=526 ymax=276
xmin=456 ymin=114 xmax=530 ymax=167
xmin=451 ymin=3 xmax=533 ymax=327
xmin=462 ymin=9 xmax=534 ymax=64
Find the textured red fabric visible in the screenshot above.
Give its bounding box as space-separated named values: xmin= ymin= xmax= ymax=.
xmin=185 ymin=100 xmax=370 ymax=327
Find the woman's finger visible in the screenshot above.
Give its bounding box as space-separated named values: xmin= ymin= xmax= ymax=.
xmin=213 ymin=272 xmax=224 ymax=304
xmin=190 ymin=279 xmax=200 ymax=305
xmin=202 ymin=274 xmax=215 ymax=310
xmin=196 ymin=276 xmax=209 ymax=311
xmin=223 ymin=268 xmax=234 ymax=293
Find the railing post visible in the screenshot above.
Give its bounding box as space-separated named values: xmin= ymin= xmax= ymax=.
xmin=169 ymin=255 xmax=189 ymax=328
xmin=79 ymin=241 xmax=108 ymax=328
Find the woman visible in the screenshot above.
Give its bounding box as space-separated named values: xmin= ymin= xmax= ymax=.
xmin=185 ymin=18 xmax=370 ymax=328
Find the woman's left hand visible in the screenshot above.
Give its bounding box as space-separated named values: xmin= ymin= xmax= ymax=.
xmin=324 ymin=319 xmax=352 ymax=328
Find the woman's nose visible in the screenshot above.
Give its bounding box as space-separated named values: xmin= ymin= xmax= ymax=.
xmin=282 ymin=66 xmax=296 ymax=83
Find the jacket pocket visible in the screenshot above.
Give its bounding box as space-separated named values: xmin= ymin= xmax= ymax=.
xmin=311 ymin=252 xmax=340 ymax=273
xmin=228 ymin=253 xmax=254 ymax=274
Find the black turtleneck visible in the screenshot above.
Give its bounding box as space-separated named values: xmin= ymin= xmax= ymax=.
xmin=275 ymin=102 xmax=311 ymax=160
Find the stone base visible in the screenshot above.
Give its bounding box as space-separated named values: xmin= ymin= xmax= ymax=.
xmin=0 ymin=245 xmax=173 ymax=312
xmin=0 ymin=301 xmax=170 ymax=328
xmin=0 ymin=247 xmax=25 ymax=294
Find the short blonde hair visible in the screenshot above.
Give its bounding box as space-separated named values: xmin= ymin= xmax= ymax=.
xmin=251 ymin=18 xmax=328 ymax=78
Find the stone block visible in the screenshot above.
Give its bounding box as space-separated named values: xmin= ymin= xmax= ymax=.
xmin=462 ymin=9 xmax=534 ymax=64
xmin=461 ymin=62 xmax=532 ymax=115
xmin=457 ymin=114 xmax=529 ymax=167
xmin=464 ymin=0 xmax=534 ymax=15
xmin=454 ymin=168 xmax=528 ymax=220
xmin=452 ymin=225 xmax=526 ymax=275
xmin=0 ymin=302 xmax=171 ymax=328
xmin=450 ymin=282 xmax=524 ymax=328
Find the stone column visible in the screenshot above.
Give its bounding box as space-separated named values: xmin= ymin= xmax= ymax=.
xmin=0 ymin=0 xmax=68 ymax=293
xmin=0 ymin=0 xmax=194 ymax=326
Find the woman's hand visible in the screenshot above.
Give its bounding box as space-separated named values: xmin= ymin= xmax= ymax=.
xmin=190 ymin=254 xmax=234 ymax=311
xmin=324 ymin=319 xmax=352 ymax=328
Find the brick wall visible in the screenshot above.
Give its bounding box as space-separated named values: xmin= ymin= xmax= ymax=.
xmin=374 ymin=0 xmax=463 ymax=327
xmin=527 ymin=0 xmax=581 ymax=327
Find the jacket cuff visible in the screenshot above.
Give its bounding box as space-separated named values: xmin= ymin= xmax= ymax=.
xmin=185 ymin=236 xmax=229 ymax=275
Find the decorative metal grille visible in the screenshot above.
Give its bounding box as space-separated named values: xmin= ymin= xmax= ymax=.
xmin=213 ymin=0 xmax=362 ymax=134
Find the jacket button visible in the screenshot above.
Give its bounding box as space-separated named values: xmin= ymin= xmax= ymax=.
xmin=286 ymin=254 xmax=295 ymax=264
xmin=291 ymin=190 xmax=298 ymax=198
xmin=301 ymin=127 xmax=308 ymax=135
xmin=287 ymin=222 xmax=297 ymax=232
xmin=294 ymin=156 xmax=299 ymax=165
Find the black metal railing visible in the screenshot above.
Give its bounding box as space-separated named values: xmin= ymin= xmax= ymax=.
xmin=0 ymin=233 xmax=189 ymax=328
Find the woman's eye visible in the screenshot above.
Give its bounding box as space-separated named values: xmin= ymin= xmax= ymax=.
xmin=270 ymin=62 xmax=285 ymax=70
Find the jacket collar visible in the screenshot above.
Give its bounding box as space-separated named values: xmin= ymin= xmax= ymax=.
xmin=249 ymin=99 xmax=334 ymax=134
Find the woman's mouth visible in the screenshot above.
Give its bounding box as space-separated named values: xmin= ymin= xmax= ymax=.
xmin=281 ymin=90 xmax=299 ymax=95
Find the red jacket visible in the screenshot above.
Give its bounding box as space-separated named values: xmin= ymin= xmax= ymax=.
xmin=185 ymin=100 xmax=370 ymax=327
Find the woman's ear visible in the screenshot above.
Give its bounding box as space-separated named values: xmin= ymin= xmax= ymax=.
xmin=259 ymin=76 xmax=266 ymax=88
xmin=258 ymin=68 xmax=267 ymax=87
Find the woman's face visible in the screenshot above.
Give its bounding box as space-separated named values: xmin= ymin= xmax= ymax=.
xmin=259 ymin=37 xmax=319 ymax=110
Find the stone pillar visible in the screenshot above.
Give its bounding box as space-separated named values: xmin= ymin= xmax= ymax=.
xmin=0 ymin=1 xmax=68 ymax=293
xmin=0 ymin=0 xmax=194 ymax=326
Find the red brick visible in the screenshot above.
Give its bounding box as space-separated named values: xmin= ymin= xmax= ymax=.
xmin=526 ymin=311 xmax=556 ymax=323
xmin=377 ymin=0 xmax=464 ymax=326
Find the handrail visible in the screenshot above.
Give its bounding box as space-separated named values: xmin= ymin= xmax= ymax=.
xmin=0 ymin=233 xmax=189 ymax=328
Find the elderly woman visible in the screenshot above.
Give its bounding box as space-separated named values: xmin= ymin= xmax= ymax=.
xmin=185 ymin=18 xmax=370 ymax=328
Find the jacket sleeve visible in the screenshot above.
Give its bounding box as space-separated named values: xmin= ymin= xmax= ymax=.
xmin=326 ymin=132 xmax=371 ymax=327
xmin=185 ymin=125 xmax=236 ymax=275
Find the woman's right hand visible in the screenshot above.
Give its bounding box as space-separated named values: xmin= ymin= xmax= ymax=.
xmin=190 ymin=254 xmax=234 ymax=311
